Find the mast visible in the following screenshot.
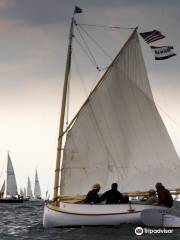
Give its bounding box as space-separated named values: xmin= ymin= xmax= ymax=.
xmin=53 ymin=12 xmax=74 ymax=201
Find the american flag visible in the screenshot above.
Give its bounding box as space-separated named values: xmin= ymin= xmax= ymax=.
xmin=140 ymin=30 xmax=165 ymax=44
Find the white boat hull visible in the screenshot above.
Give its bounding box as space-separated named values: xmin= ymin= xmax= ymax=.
xmin=43 ymin=202 xmax=159 ymax=228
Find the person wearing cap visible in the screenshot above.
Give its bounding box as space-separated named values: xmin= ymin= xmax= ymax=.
xmin=145 ymin=189 xmax=158 ymax=205
xmin=85 ymin=183 xmax=101 ymax=204
xmin=155 ymin=182 xmax=173 ymax=208
xmin=99 ymin=183 xmax=126 ymax=204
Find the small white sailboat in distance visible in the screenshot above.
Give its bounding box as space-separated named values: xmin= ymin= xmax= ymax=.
xmin=0 ymin=180 xmax=5 ymax=198
xmin=43 ymin=7 xmax=180 ymax=227
xmin=0 ymin=152 xmax=23 ymax=203
xmin=24 ymin=187 xmax=26 ymax=198
xmin=27 ymin=176 xmax=33 ymax=200
xmin=34 ymin=169 xmax=42 ymax=200
xmin=22 ymin=186 xmax=30 ymax=201
xmin=20 ymin=187 xmax=24 ymax=197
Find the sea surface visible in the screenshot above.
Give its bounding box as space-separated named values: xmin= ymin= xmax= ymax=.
xmin=0 ymin=201 xmax=180 ymax=240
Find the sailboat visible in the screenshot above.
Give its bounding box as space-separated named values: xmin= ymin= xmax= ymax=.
xmin=0 ymin=181 xmax=5 ymax=198
xmin=0 ymin=153 xmax=23 ymax=203
xmin=20 ymin=187 xmax=24 ymax=197
xmin=34 ymin=169 xmax=42 ymax=201
xmin=22 ymin=186 xmax=29 ymax=201
xmin=27 ymin=176 xmax=33 ymax=200
xmin=24 ymin=187 xmax=26 ymax=198
xmin=43 ymin=8 xmax=180 ymax=227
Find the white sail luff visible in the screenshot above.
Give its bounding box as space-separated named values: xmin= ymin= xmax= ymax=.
xmin=60 ymin=31 xmax=180 ymax=196
xmin=34 ymin=170 xmax=41 ymax=198
xmin=27 ymin=177 xmax=33 ymax=198
xmin=6 ymin=153 xmax=18 ymax=196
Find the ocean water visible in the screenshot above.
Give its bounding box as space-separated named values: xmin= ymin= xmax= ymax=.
xmin=0 ymin=201 xmax=180 ymax=240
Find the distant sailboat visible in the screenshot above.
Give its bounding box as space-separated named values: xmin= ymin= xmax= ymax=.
xmin=0 ymin=181 xmax=5 ymax=198
xmin=27 ymin=176 xmax=33 ymax=200
xmin=20 ymin=187 xmax=24 ymax=197
xmin=34 ymin=169 xmax=42 ymax=200
xmin=0 ymin=153 xmax=23 ymax=203
xmin=24 ymin=187 xmax=26 ymax=198
xmin=22 ymin=186 xmax=29 ymax=201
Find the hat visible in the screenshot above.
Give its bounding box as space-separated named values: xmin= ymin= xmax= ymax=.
xmin=148 ymin=189 xmax=156 ymax=194
xmin=92 ymin=183 xmax=101 ymax=190
xmin=155 ymin=182 xmax=163 ymax=189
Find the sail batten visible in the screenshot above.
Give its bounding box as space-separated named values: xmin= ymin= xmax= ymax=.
xmin=60 ymin=31 xmax=180 ymax=196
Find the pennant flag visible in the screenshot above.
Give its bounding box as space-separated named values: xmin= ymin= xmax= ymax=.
xmin=140 ymin=30 xmax=165 ymax=44
xmin=74 ymin=6 xmax=82 ymax=14
xmin=151 ymin=46 xmax=176 ymax=60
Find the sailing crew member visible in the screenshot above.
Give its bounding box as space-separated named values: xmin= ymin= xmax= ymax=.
xmin=145 ymin=189 xmax=158 ymax=205
xmin=85 ymin=183 xmax=101 ymax=204
xmin=155 ymin=182 xmax=173 ymax=207
xmin=99 ymin=183 xmax=127 ymax=204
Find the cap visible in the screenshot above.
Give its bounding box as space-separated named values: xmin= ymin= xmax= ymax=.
xmin=92 ymin=183 xmax=101 ymax=190
xmin=155 ymin=182 xmax=163 ymax=189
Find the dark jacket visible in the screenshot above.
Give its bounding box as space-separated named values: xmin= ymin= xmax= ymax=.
xmin=157 ymin=186 xmax=173 ymax=208
xmin=85 ymin=189 xmax=100 ymax=204
xmin=99 ymin=189 xmax=125 ymax=204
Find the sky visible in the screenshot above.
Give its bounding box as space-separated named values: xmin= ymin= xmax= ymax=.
xmin=0 ymin=0 xmax=180 ymax=198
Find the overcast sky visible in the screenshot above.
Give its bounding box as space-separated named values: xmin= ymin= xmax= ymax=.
xmin=0 ymin=0 xmax=180 ymax=198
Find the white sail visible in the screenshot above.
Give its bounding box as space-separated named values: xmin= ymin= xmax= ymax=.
xmin=27 ymin=177 xmax=33 ymax=198
xmin=20 ymin=187 xmax=24 ymax=197
xmin=0 ymin=180 xmax=5 ymax=194
xmin=60 ymin=30 xmax=180 ymax=196
xmin=6 ymin=153 xmax=18 ymax=196
xmin=34 ymin=169 xmax=41 ymax=198
xmin=24 ymin=187 xmax=26 ymax=198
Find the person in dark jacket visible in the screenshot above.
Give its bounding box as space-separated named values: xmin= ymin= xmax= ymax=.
xmin=85 ymin=183 xmax=101 ymax=204
xmin=99 ymin=183 xmax=126 ymax=204
xmin=155 ymin=182 xmax=173 ymax=208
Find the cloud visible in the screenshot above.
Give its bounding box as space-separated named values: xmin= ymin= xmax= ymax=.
xmin=0 ymin=0 xmax=179 ymax=26
xmin=0 ymin=0 xmax=14 ymax=9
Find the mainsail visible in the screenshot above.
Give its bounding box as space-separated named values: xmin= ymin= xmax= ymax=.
xmin=34 ymin=170 xmax=41 ymax=198
xmin=60 ymin=30 xmax=180 ymax=195
xmin=6 ymin=153 xmax=18 ymax=196
xmin=27 ymin=177 xmax=33 ymax=198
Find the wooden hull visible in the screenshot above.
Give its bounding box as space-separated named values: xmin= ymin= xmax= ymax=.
xmin=0 ymin=198 xmax=23 ymax=203
xmin=43 ymin=202 xmax=158 ymax=228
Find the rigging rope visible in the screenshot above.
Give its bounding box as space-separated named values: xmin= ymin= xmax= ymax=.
xmin=76 ymin=22 xmax=136 ymax=30
xmin=76 ymin=23 xmax=113 ymax=61
xmin=74 ymin=36 xmax=100 ymax=69
xmin=74 ymin=25 xmax=100 ymax=71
